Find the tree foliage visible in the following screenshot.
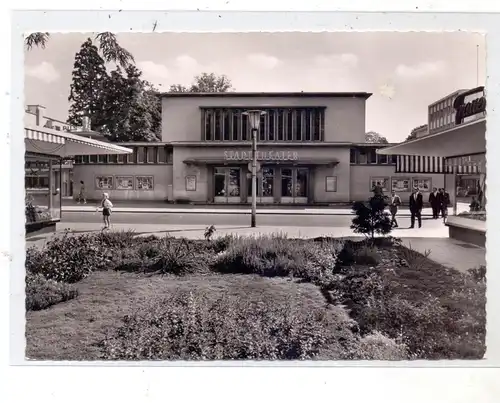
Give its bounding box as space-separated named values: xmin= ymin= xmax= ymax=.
xmin=25 ymin=32 xmax=134 ymax=68
xmin=365 ymin=131 xmax=389 ymax=144
xmin=67 ymin=39 xmax=160 ymax=142
xmin=67 ymin=39 xmax=109 ymax=129
xmin=351 ymin=192 xmax=392 ymax=241
xmin=169 ymin=72 xmax=233 ymax=93
xmin=406 ymin=124 xmax=428 ymax=141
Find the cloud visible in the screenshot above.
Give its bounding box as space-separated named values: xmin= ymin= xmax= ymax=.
xmin=175 ymin=55 xmax=199 ymax=70
xmin=395 ymin=61 xmax=446 ymax=79
xmin=314 ymin=53 xmax=358 ymax=69
xmin=246 ymin=53 xmax=280 ymax=69
xmin=25 ymin=62 xmax=60 ymax=83
xmin=137 ymin=61 xmax=170 ymax=80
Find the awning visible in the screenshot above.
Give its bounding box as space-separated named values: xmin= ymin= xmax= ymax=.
xmin=377 ymin=118 xmax=486 ymax=157
xmin=25 ymin=126 xmax=133 ymax=156
xmin=183 ymin=158 xmax=339 ymax=167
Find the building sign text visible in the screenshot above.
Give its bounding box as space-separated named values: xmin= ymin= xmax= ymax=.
xmin=224 ymin=151 xmax=299 ymax=161
xmin=453 ymin=86 xmax=487 ymax=124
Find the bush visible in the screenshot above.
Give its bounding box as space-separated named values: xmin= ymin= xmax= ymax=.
xmin=212 ymin=235 xmax=342 ymax=285
xmin=148 ymin=238 xmax=210 ymax=275
xmin=100 ymin=291 xmax=362 ymax=360
xmin=351 ymin=331 xmax=408 ymax=360
xmin=25 ymin=232 xmax=117 ymax=283
xmin=351 ymin=193 xmax=392 ymax=241
xmin=26 ymin=273 xmax=78 ymax=311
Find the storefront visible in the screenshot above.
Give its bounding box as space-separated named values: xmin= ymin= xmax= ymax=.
xmin=25 ymin=125 xmax=132 ymax=235
xmin=377 ymin=86 xmax=487 ymax=246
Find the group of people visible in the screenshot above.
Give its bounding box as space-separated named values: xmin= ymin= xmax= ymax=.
xmin=388 ymin=187 xmax=450 ymax=229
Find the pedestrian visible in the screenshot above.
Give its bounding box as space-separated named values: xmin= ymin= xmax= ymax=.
xmin=77 ymin=180 xmax=86 ymax=204
xmin=409 ymin=187 xmax=423 ymax=229
xmin=428 ymin=187 xmax=440 ymax=219
xmin=389 ymin=190 xmax=401 ymax=228
xmin=438 ymin=188 xmax=450 ymax=222
xmin=97 ymin=192 xmax=113 ymax=230
xmin=469 ymin=196 xmax=481 ymax=212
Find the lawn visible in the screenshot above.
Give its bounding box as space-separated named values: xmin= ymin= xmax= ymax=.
xmin=24 ymin=231 xmax=486 ymax=361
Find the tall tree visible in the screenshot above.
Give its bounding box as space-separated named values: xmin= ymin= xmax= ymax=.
xmin=101 ymin=66 xmax=161 ymax=142
xmin=365 ymin=131 xmax=389 ymax=144
xmin=169 ymin=72 xmax=233 ymax=93
xmin=406 ymin=124 xmax=428 ymax=141
xmin=67 ymin=39 xmax=109 ymax=130
xmin=25 ymin=32 xmax=134 ymax=68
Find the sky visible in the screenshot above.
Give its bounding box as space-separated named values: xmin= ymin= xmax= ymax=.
xmin=24 ymin=32 xmax=486 ymax=143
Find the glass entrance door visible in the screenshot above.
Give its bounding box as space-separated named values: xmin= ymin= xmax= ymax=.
xmin=247 ymin=167 xmax=275 ymax=204
xmin=214 ymin=167 xmax=241 ymax=203
xmin=280 ymin=167 xmax=309 ymax=204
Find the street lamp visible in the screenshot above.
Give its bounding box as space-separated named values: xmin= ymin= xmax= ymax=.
xmin=243 ymin=109 xmax=266 ymax=228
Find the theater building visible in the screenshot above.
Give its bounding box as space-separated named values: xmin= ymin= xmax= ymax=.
xmin=73 ymin=92 xmax=446 ymax=204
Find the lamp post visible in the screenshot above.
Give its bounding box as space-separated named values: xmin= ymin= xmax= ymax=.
xmin=242 ymin=110 xmax=266 ymax=228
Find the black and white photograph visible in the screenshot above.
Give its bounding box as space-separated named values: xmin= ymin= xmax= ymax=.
xmin=23 ymin=30 xmax=486 ymax=362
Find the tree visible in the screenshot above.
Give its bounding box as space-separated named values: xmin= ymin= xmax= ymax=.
xmin=169 ymin=72 xmax=233 ymax=93
xmin=25 ymin=32 xmax=134 ymax=68
xmin=365 ymin=131 xmax=389 ymax=144
xmin=101 ymin=66 xmax=161 ymax=142
xmin=67 ymin=39 xmax=109 ymax=130
xmin=406 ymin=124 xmax=427 ymax=141
xmin=351 ymin=192 xmax=392 ymax=241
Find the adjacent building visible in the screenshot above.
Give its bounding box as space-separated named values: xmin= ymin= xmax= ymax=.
xmin=73 ymin=92 xmax=446 ymax=204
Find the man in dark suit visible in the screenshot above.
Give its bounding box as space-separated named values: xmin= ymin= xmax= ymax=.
xmin=428 ymin=187 xmax=439 ymax=219
xmin=438 ymin=188 xmax=450 ymax=221
xmin=409 ymin=187 xmax=423 ymax=228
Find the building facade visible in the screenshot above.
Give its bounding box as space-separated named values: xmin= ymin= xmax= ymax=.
xmin=72 ymin=92 xmax=446 ymax=204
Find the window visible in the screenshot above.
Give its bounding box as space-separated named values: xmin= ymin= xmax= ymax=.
xmin=227 ymin=168 xmax=240 ymax=197
xmin=367 ymin=149 xmax=377 ymax=164
xmin=214 ymin=110 xmax=222 ymax=141
xmin=214 ymin=168 xmax=226 ymax=197
xmin=304 ymin=109 xmax=312 ymax=141
xmin=89 ymin=155 xmax=98 ymax=163
xmin=325 ymin=176 xmax=337 ymax=192
xmin=277 ymin=110 xmax=284 ymax=141
xmin=117 ymin=154 xmax=126 ymax=164
xmin=350 ymin=149 xmax=357 ymax=164
xmin=205 ymin=110 xmax=213 ymax=141
xmin=261 ymin=167 xmax=274 ymax=197
xmin=295 ymin=110 xmax=303 ymax=141
xmin=232 ymin=110 xmax=240 ymax=141
xmin=391 ymin=177 xmax=410 ymax=192
xmin=241 ymin=113 xmax=248 ymax=141
xmin=378 ymin=153 xmax=388 ymax=164
xmin=157 ymin=146 xmax=166 ymax=163
xmin=95 ymin=176 xmax=113 ymax=190
xmin=109 ymin=154 xmax=118 ymax=164
xmin=296 ymin=168 xmax=308 ymax=197
xmin=390 ymin=155 xmax=398 ymax=164
xmin=370 ymin=177 xmax=389 ymax=192
xmin=137 ymin=147 xmax=145 ymax=163
xmin=286 ymin=110 xmax=294 ymax=141
xmin=223 ymin=110 xmax=231 ymax=141
xmin=412 ymin=178 xmax=432 ymax=192
xmin=136 ymin=176 xmax=154 ymax=190
xmin=268 ymin=110 xmax=275 ymax=141
xmin=116 ymin=176 xmax=134 ymax=190
xmin=358 ymin=151 xmax=367 ymax=164
xmin=146 ymin=147 xmax=156 ymax=163
xmin=313 ymin=110 xmax=322 ymax=141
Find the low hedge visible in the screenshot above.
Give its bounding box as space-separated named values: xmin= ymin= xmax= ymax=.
xmin=26 ymin=273 xmax=78 ymax=311
xmin=100 ymin=290 xmax=408 ymax=361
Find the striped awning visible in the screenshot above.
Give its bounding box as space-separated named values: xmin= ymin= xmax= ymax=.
xmin=396 ymin=155 xmax=484 ymax=174
xmin=25 ymin=128 xmax=65 ymax=145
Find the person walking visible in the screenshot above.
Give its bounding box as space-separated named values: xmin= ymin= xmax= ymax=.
xmin=438 ymin=188 xmax=450 ymax=222
xmin=77 ymin=180 xmax=86 ymax=204
xmin=428 ymin=187 xmax=440 ymax=219
xmin=409 ymin=187 xmax=423 ymax=228
xmin=97 ymin=192 xmax=113 ymax=230
xmin=389 ymin=190 xmax=402 ymax=228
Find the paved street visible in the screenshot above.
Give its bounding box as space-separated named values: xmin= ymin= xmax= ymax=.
xmin=61 ymin=211 xmax=448 ymax=228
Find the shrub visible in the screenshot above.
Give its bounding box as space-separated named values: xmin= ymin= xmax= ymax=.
xmin=100 ymin=291 xmax=361 ymax=360
xmin=25 ymin=232 xmax=116 ymax=283
xmin=212 ymin=235 xmax=342 ymax=285
xmin=26 ymin=273 xmax=78 ymax=311
xmin=148 ymin=238 xmax=210 ymax=275
xmin=351 ymin=193 xmax=392 ymax=241
xmin=351 ymin=331 xmax=408 ymax=360
xmin=94 ymin=230 xmax=137 ymax=249
xmin=467 ymin=265 xmax=486 ymax=283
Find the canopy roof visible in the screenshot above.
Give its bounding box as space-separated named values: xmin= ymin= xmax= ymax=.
xmin=25 ymin=126 xmax=133 ymax=156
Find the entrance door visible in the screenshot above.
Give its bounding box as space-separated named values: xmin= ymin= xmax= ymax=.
xmin=247 ymin=167 xmax=275 ymax=204
xmin=214 ymin=167 xmax=242 ymax=203
xmin=280 ymin=167 xmax=309 ymax=204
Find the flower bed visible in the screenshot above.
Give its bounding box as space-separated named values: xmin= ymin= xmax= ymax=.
xmin=25 ymin=231 xmax=486 ymax=360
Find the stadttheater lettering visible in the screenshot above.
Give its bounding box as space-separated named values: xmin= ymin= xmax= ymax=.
xmin=453 ymin=86 xmax=487 ymax=124
xmin=224 ymin=151 xmax=299 ymax=161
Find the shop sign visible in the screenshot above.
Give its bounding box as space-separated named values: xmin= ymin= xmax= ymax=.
xmin=453 ymin=86 xmax=487 ymax=124
xmin=224 ymin=150 xmax=299 ymax=161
